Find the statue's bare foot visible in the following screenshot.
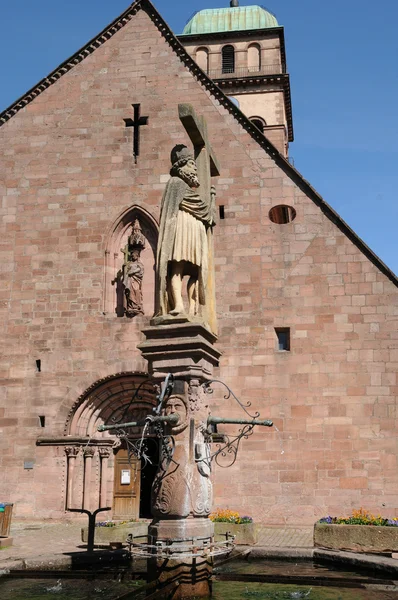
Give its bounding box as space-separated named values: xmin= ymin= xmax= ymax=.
xmin=170 ymin=306 xmax=185 ymax=316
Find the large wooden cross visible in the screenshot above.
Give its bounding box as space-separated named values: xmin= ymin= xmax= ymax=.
xmin=178 ymin=104 xmax=220 ymax=203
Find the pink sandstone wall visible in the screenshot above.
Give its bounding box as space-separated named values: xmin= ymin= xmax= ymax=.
xmin=0 ymin=6 xmax=397 ymax=523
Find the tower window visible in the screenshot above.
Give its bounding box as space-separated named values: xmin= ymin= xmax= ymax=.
xmin=196 ymin=47 xmax=209 ymax=73
xmin=248 ymin=43 xmax=261 ymax=72
xmin=275 ymin=328 xmax=290 ymax=352
xmin=250 ymin=117 xmax=266 ymax=134
xmin=222 ymin=45 xmax=235 ymax=74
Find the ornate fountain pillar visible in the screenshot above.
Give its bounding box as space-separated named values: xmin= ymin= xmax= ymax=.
xmin=139 ymin=103 xmax=221 ymax=597
xmin=139 ymin=322 xmax=221 ymax=598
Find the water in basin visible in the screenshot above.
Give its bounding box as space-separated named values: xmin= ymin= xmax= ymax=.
xmin=1 ymin=559 xmax=397 ymax=599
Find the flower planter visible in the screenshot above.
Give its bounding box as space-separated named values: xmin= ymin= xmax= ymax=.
xmin=214 ymin=522 xmax=257 ymax=545
xmin=81 ymin=521 xmax=149 ymax=545
xmin=314 ymin=523 xmax=398 ymax=554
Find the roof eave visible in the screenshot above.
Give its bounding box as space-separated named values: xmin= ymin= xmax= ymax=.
xmin=178 ymin=26 xmax=284 ymax=42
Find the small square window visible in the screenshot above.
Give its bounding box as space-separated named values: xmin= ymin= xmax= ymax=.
xmin=275 ymin=328 xmax=290 ymax=351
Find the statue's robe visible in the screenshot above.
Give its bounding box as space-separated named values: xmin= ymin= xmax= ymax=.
xmin=123 ymin=261 xmax=144 ymax=316
xmin=155 ymin=176 xmax=216 ymax=331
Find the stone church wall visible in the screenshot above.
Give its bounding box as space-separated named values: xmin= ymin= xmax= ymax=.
xmin=0 ymin=7 xmax=397 ymax=523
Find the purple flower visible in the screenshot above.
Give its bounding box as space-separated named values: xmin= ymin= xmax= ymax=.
xmin=387 ymin=519 xmax=398 ymax=527
xmin=319 ymin=516 xmax=333 ymax=524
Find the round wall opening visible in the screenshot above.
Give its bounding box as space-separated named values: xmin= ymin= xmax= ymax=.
xmin=269 ymin=205 xmax=297 ymax=224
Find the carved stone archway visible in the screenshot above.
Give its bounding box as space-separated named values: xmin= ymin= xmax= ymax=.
xmin=61 ymin=373 xmax=158 ymax=512
xmin=64 ymin=372 xmax=157 ymax=437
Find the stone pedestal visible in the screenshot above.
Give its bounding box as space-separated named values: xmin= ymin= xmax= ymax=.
xmin=148 ymin=519 xmax=214 ymax=599
xmin=139 ymin=320 xmax=220 ymax=380
xmin=138 ymin=321 xmax=220 ymax=598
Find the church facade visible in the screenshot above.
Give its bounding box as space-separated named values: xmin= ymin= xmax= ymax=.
xmin=1 ymin=0 xmax=397 ymax=525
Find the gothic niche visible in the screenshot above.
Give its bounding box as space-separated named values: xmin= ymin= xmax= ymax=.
xmin=117 ymin=220 xmax=145 ymax=317
xmin=104 ymin=207 xmax=158 ymax=318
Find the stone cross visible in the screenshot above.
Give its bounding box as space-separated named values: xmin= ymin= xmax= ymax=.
xmin=124 ymin=104 xmax=149 ymax=163
xmin=178 ymin=104 xmax=220 ymax=202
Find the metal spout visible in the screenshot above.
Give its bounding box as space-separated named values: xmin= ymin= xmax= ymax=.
xmin=97 ymin=413 xmax=179 ymax=432
xmin=208 ymin=416 xmax=273 ymax=427
xmin=146 ymin=414 xmax=180 ymax=426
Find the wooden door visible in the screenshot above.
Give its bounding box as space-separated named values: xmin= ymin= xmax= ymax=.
xmin=113 ymin=449 xmax=141 ymax=520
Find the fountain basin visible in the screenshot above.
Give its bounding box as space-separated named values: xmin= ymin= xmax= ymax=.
xmin=214 ymin=522 xmax=257 ymax=545
xmin=2 ymin=557 xmax=398 ymax=599
xmin=314 ymin=523 xmax=398 ymax=554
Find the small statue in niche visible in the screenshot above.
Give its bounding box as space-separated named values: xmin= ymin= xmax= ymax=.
xmin=121 ymin=219 xmax=145 ymax=317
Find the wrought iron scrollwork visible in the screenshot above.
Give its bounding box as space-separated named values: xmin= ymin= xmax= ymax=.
xmin=198 ymin=425 xmax=255 ymax=468
xmin=99 ymin=374 xmax=177 ymax=472
xmin=154 ymin=373 xmax=175 ymax=415
xmin=153 ymin=420 xmax=176 ymax=470
xmin=197 ymin=380 xmax=273 ymax=468
xmin=118 ymin=378 xmax=157 ymax=425
xmin=202 ymin=380 xmax=260 ymax=419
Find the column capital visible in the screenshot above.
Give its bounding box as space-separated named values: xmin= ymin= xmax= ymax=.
xmin=84 ymin=446 xmax=96 ymax=458
xmin=65 ymin=446 xmax=79 ymax=458
xmin=99 ymin=447 xmax=111 ymax=459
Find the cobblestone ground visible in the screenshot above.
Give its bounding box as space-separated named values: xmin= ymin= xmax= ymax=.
xmin=0 ymin=521 xmax=85 ymax=565
xmin=0 ymin=521 xmax=314 ymax=566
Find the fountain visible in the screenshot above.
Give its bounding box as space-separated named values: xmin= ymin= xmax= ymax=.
xmin=96 ymin=104 xmax=274 ymax=598
xmin=98 ymin=372 xmax=273 ymax=598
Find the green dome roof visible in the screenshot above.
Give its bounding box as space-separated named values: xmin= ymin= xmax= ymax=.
xmin=182 ymin=5 xmax=279 ymax=35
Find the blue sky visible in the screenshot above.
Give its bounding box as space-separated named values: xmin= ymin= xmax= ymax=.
xmin=1 ymin=0 xmax=397 ymax=273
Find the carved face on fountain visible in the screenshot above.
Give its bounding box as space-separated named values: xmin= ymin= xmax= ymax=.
xmin=164 ymin=395 xmax=188 ymax=434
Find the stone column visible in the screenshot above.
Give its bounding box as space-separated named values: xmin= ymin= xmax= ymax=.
xmin=65 ymin=446 xmax=79 ymax=509
xmin=83 ymin=446 xmax=96 ymax=511
xmin=139 ymin=321 xmax=221 ymax=599
xmin=99 ymin=447 xmax=111 ymax=508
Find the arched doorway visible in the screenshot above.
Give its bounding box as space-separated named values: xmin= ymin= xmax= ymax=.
xmin=64 ymin=372 xmax=158 ymax=519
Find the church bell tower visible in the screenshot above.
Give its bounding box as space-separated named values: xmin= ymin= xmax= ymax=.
xmin=178 ymin=1 xmax=293 ymax=156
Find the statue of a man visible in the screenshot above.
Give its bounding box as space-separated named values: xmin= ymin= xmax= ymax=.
xmin=155 ymin=145 xmax=216 ymax=322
